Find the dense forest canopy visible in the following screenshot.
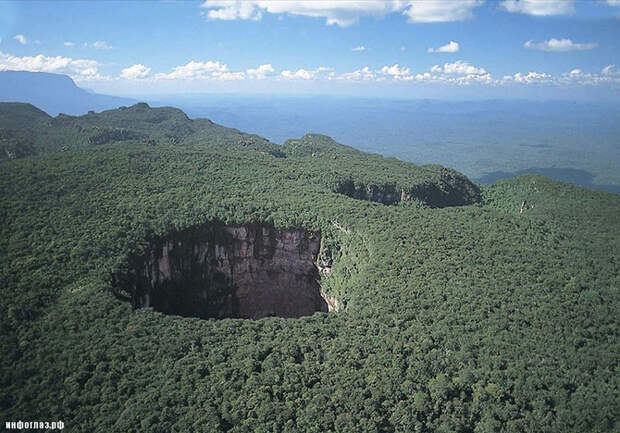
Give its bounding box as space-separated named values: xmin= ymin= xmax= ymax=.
xmin=1 ymin=103 xmax=618 ymax=432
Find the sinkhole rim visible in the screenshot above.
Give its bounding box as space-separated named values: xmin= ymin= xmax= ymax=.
xmin=110 ymin=221 xmax=340 ymax=320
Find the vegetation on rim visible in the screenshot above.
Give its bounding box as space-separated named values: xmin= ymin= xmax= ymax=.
xmin=1 ymin=102 xmax=618 ymax=432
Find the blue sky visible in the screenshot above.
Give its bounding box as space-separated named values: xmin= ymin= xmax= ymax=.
xmin=0 ymin=0 xmax=619 ymax=99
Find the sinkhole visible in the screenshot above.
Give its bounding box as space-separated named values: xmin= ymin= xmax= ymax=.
xmin=111 ymin=222 xmax=333 ymax=319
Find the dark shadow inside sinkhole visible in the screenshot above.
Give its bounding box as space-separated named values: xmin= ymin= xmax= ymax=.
xmin=111 ymin=223 xmax=330 ymax=319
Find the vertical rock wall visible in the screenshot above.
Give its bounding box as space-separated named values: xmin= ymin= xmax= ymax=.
xmin=113 ymin=223 xmax=330 ymax=319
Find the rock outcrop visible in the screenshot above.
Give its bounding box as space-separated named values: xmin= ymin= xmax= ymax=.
xmin=334 ymin=166 xmax=482 ymax=208
xmin=335 ymin=180 xmax=402 ymax=205
xmin=112 ymin=223 xmax=331 ymax=319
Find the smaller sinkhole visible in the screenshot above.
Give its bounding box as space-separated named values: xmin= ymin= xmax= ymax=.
xmin=111 ymin=222 xmax=332 ymax=319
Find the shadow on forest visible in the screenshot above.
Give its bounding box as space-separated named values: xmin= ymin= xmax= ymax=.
xmin=476 ymin=167 xmax=620 ymax=194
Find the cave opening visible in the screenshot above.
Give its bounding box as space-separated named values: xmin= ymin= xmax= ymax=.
xmin=111 ymin=222 xmax=331 ymax=319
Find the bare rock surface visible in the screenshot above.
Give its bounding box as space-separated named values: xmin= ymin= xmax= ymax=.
xmin=113 ymin=223 xmax=331 ymax=319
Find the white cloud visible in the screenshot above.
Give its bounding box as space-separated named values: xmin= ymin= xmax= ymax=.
xmin=345 ymin=60 xmax=494 ymax=85
xmin=428 ymin=41 xmax=459 ymax=53
xmin=524 ymin=38 xmax=598 ymax=52
xmin=246 ymin=63 xmax=275 ymax=79
xmin=201 ymin=0 xmax=398 ymax=27
xmin=280 ymin=66 xmax=333 ymax=80
xmin=331 ymin=62 xmax=494 ymax=85
xmin=499 ymin=68 xmax=620 ymax=86
xmin=202 ymin=0 xmax=263 ymax=21
xmin=431 ymin=60 xmax=486 ymax=75
xmin=380 ymin=63 xmax=413 ymax=80
xmin=0 ymin=51 xmax=109 ymax=81
xmin=559 ymin=68 xmax=620 ymax=85
xmin=351 ymin=45 xmax=366 ymax=52
xmin=503 ymin=71 xmax=553 ymax=84
xmin=0 ymin=50 xmax=104 ymax=81
xmin=402 ymin=0 xmax=484 ymax=23
xmin=211 ymin=71 xmax=246 ymax=80
xmin=156 ymin=60 xmax=229 ymax=80
xmin=500 ymin=0 xmax=575 ymax=16
xmin=337 ymin=66 xmax=376 ymax=81
xmin=602 ymin=64 xmax=618 ymax=76
xmin=120 ymin=64 xmax=151 ymax=80
xmin=281 ymin=68 xmax=316 ymax=80
xmin=64 ymin=42 xmax=75 ymax=47
xmin=92 ymin=40 xmax=113 ymax=50
xmin=606 ymin=0 xmax=620 ymax=5
xmin=201 ymin=0 xmax=482 ymax=26
xmin=141 ymin=60 xmax=615 ymax=87
xmin=13 ymin=34 xmax=27 ymax=45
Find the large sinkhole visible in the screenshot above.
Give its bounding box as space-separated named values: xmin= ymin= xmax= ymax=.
xmin=111 ymin=223 xmax=333 ymax=319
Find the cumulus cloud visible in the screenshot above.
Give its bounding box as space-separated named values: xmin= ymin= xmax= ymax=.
xmin=498 ymin=67 xmax=620 ymax=86
xmin=500 ymin=0 xmax=575 ymax=16
xmin=379 ymin=64 xmax=413 ymax=80
xmin=92 ymin=40 xmax=113 ymax=50
xmin=155 ymin=60 xmax=229 ymax=80
xmin=120 ymin=64 xmax=151 ymax=80
xmin=246 ymin=63 xmax=275 ymax=79
xmin=201 ymin=0 xmax=398 ymax=27
xmin=0 ymin=50 xmax=101 ymax=79
xmin=351 ymin=45 xmax=366 ymax=52
xmin=402 ymin=0 xmax=484 ymax=23
xmin=431 ymin=60 xmax=486 ymax=75
xmin=280 ymin=67 xmax=332 ymax=80
xmin=201 ymin=0 xmax=483 ymax=26
xmin=428 ymin=41 xmax=459 ymax=53
xmin=149 ymin=61 xmax=275 ymax=82
xmin=202 ymin=0 xmax=263 ymax=21
xmin=559 ymin=68 xmax=620 ymax=85
xmin=345 ymin=59 xmax=493 ymax=85
xmin=337 ymin=66 xmax=376 ymax=81
xmin=524 ymin=38 xmax=598 ymax=52
xmin=211 ymin=71 xmax=246 ymax=80
xmin=13 ymin=34 xmax=27 ymax=45
xmin=144 ymin=60 xmax=615 ymax=87
xmin=502 ymin=71 xmax=553 ymax=84
xmin=64 ymin=42 xmax=75 ymax=47
xmin=280 ymin=69 xmax=314 ymax=80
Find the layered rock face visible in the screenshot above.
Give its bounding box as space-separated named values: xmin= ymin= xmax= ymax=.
xmin=113 ymin=223 xmax=328 ymax=319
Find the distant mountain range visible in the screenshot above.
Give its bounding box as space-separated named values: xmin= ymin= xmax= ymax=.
xmin=0 ymin=71 xmax=135 ymax=115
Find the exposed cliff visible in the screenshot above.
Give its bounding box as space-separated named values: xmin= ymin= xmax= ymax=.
xmin=334 ymin=166 xmax=482 ymax=207
xmin=282 ymin=134 xmax=481 ymax=207
xmin=112 ymin=223 xmax=330 ymax=319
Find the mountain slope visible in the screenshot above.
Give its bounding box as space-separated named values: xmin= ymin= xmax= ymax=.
xmin=0 ymin=102 xmax=480 ymax=207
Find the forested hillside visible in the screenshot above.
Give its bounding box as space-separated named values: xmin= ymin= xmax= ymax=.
xmin=1 ymin=103 xmax=618 ymax=432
